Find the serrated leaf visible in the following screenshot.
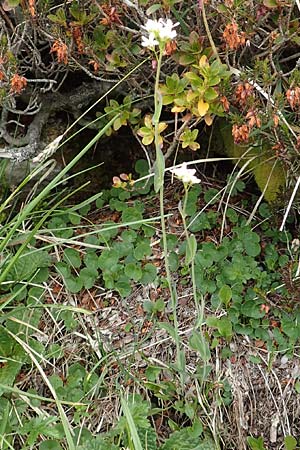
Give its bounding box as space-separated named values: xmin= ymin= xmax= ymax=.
xmin=125 ymin=263 xmax=142 ymax=281
xmin=141 ymin=263 xmax=157 ymax=284
xmin=115 ymin=280 xmax=131 ymax=297
xmin=63 ymin=248 xmax=81 ymax=268
xmin=98 ymin=249 xmax=119 ymax=270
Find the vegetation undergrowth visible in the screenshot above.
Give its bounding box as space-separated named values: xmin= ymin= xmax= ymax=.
xmin=0 ymin=153 xmax=300 ymax=449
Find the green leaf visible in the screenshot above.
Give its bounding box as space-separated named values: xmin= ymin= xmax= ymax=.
xmin=134 ymin=242 xmax=152 ymax=260
xmin=218 ymin=285 xmax=232 ymax=306
xmin=64 ymin=276 xmax=83 ymax=293
xmin=263 ymin=0 xmax=279 ymax=7
xmin=146 ymin=3 xmax=162 ymax=14
xmin=140 ymin=263 xmax=157 ymax=284
xmin=169 ymin=251 xmax=179 ymax=272
xmin=241 ymin=301 xmax=265 ymax=319
xmin=145 ymin=365 xmax=161 ymax=382
xmin=284 ymin=435 xmax=298 ymax=450
xmin=121 ymin=207 xmax=143 ymax=229
xmin=154 ymin=147 xmax=165 ymax=193
xmin=84 ymin=251 xmax=98 ymax=269
xmin=115 ymin=280 xmax=131 ymax=297
xmin=185 ymin=234 xmax=197 ymax=265
xmin=98 ymin=249 xmax=119 ymax=270
xmin=160 ymin=428 xmax=216 ymax=450
xmin=124 ymin=263 xmax=142 ymax=281
xmin=158 ymin=322 xmax=177 ymax=342
xmin=204 ymin=87 xmax=218 ymax=102
xmin=7 ymin=0 xmax=20 ymax=6
xmin=63 ymin=248 xmax=81 ymax=268
xmin=247 ymin=436 xmax=267 ymax=450
xmin=206 ymin=316 xmax=232 ymax=339
xmin=189 ymin=331 xmax=211 ymax=361
xmin=79 ymin=267 xmax=98 ymax=289
xmin=39 ymin=440 xmax=63 ymax=450
xmin=135 ymin=159 xmax=149 ymax=176
xmin=11 ymin=250 xmax=50 ymax=281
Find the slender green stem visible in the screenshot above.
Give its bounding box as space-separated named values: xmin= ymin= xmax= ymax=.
xmin=153 ymin=48 xmax=182 ymax=376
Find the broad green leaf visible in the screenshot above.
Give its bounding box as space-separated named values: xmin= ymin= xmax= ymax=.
xmin=284 ymin=435 xmax=298 ymax=450
xmin=7 ymin=0 xmax=20 ymax=6
xmin=39 ymin=441 xmax=63 ymax=450
xmin=247 ymin=436 xmax=267 ymax=450
xmin=115 ymin=280 xmax=131 ymax=297
xmin=11 ymin=250 xmax=50 ymax=281
xmin=140 ymin=263 xmax=157 ymax=284
xmin=63 ymin=248 xmax=81 ymax=268
xmin=134 ymin=242 xmax=151 ymax=260
xmin=79 ymin=267 xmax=98 ymax=289
xmin=124 ymin=263 xmax=142 ymax=281
xmin=218 ymin=285 xmax=232 ymax=306
xmin=98 ymin=249 xmax=119 ymax=270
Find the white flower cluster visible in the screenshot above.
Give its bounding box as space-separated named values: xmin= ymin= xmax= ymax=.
xmin=170 ymin=163 xmax=201 ymax=185
xmin=141 ymin=18 xmax=178 ymax=49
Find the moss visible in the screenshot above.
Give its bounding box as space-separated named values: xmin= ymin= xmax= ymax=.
xmin=217 ymin=120 xmax=286 ymax=202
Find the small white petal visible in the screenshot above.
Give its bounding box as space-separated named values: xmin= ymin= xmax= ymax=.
xmin=170 ymin=162 xmax=201 ymax=185
xmin=141 ymin=33 xmax=159 ymax=48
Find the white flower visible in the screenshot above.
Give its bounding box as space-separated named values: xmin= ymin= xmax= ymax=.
xmin=170 ymin=163 xmax=201 ymax=185
xmin=141 ymin=18 xmax=178 ymax=49
xmin=141 ymin=32 xmax=159 ymax=48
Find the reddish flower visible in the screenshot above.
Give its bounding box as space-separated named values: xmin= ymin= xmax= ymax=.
xmin=71 ymin=26 xmax=85 ymax=54
xmin=232 ymin=124 xmax=250 ymax=144
xmin=50 ymin=40 xmax=68 ymax=64
xmin=246 ymin=109 xmax=261 ymax=129
xmin=223 ymin=22 xmax=246 ymax=50
xmin=10 ymin=74 xmax=27 ymax=94
xmin=28 ymin=0 xmax=36 ymax=17
xmin=286 ymin=87 xmax=300 ymax=110
xmin=220 ymin=95 xmax=230 ymax=112
xmin=235 ymin=82 xmax=254 ymax=107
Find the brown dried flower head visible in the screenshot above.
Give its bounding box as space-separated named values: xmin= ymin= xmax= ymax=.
xmin=220 ymin=95 xmax=230 ymax=112
xmin=232 ymin=123 xmax=250 ymax=144
xmin=286 ymin=87 xmax=300 ymax=110
xmin=10 ymin=74 xmax=27 ymax=94
xmin=50 ymin=40 xmax=68 ymax=65
xmin=235 ymin=82 xmax=254 ymax=107
xmin=100 ymin=5 xmax=123 ymax=26
xmin=28 ymin=0 xmax=36 ymax=17
xmin=223 ymin=22 xmax=246 ymax=50
xmin=246 ymin=109 xmax=261 ymax=129
xmin=71 ymin=26 xmax=85 ymax=54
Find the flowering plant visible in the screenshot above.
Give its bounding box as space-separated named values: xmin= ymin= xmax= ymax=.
xmin=141 ymin=18 xmax=178 ymax=49
xmin=170 ymin=163 xmax=201 ymax=185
